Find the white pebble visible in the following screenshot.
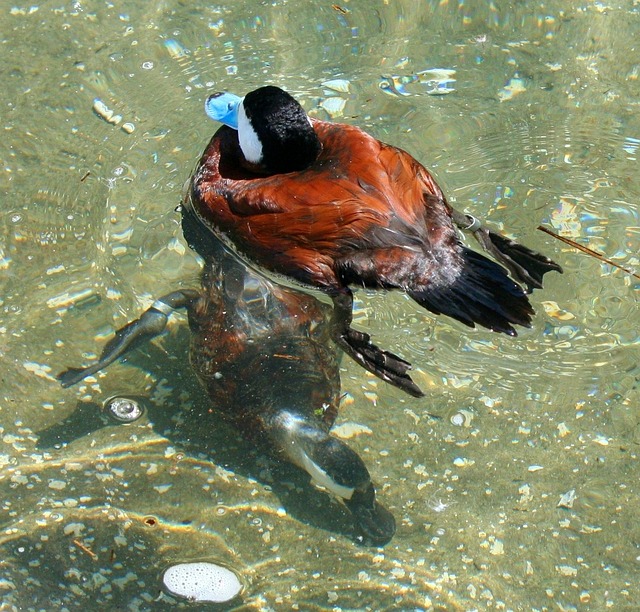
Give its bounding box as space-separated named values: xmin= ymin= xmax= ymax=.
xmin=162 ymin=562 xmax=242 ymax=603
xmin=92 ymin=98 xmax=121 ymax=125
xmin=450 ymin=409 xmax=474 ymax=427
xmin=557 ymin=489 xmax=576 ymax=509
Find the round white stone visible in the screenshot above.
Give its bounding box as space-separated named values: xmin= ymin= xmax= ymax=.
xmin=162 ymin=561 xmax=242 ymax=603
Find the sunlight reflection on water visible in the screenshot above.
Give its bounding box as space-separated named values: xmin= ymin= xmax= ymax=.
xmin=1 ymin=0 xmax=639 ymax=609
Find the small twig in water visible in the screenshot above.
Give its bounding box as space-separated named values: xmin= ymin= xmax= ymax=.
xmin=537 ymin=225 xmax=640 ymax=280
xmin=72 ymin=538 xmax=98 ymax=561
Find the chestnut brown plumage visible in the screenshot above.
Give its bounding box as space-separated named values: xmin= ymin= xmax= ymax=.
xmin=187 ymin=88 xmax=561 ymax=397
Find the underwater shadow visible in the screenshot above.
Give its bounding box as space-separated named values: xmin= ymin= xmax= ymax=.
xmin=41 ymin=337 xmax=358 ymax=543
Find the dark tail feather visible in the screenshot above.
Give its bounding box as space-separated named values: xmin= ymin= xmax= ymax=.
xmin=409 ymin=247 xmax=534 ymax=336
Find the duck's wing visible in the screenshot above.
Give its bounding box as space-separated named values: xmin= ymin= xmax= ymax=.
xmin=338 ymin=143 xmax=537 ymax=335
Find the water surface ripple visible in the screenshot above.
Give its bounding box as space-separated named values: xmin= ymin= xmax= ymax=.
xmin=1 ymin=1 xmax=638 ymax=609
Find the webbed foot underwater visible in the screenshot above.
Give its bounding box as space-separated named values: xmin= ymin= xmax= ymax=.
xmin=59 ymin=225 xmax=396 ymax=546
xmin=187 ymin=86 xmax=562 ymax=398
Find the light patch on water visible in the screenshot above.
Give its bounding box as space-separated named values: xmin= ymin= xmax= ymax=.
xmin=593 ymin=434 xmax=610 ymax=446
xmin=9 ymin=6 xmax=39 ymax=15
xmin=11 ymin=473 xmax=28 ymax=486
xmin=319 ymin=96 xmax=346 ymax=118
xmin=380 ymin=68 xmax=456 ymax=97
xmin=22 ymin=362 xmax=56 ymax=382
xmin=92 ymin=99 xmax=122 ymax=126
xmin=163 ymin=446 xmax=177 ymax=459
xmin=152 ymin=379 xmax=173 ymax=406
xmin=541 ymin=300 xmax=576 ymax=321
xmin=215 ymin=465 xmax=235 ymax=483
xmin=164 ymin=38 xmax=189 ymax=59
xmin=63 ymin=522 xmax=85 ymax=536
xmin=45 ymin=288 xmax=99 ymax=311
xmin=48 ymin=479 xmax=67 ymax=490
xmin=331 ymin=422 xmax=373 ymax=439
xmin=498 ymin=74 xmax=528 ymax=101
xmin=112 ymin=571 xmax=138 ymax=589
xmin=452 ymin=457 xmax=475 ymax=468
xmin=450 ymin=409 xmax=474 ymax=428
xmin=145 ymin=462 xmax=158 ymax=475
xmin=557 ymin=489 xmax=577 ymax=509
xmin=322 ymin=78 xmax=350 ymax=93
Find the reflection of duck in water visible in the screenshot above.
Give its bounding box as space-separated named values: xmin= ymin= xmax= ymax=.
xmin=186 ymin=86 xmax=562 ymax=398
xmin=58 ymin=210 xmax=396 ymax=546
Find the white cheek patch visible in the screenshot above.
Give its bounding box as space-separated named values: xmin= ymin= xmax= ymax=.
xmin=275 ymin=411 xmax=356 ymax=501
xmin=238 ymin=102 xmax=263 ymax=164
xmin=299 ymin=452 xmax=355 ymax=501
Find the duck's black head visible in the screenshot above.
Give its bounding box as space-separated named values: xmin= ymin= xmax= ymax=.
xmin=206 ymin=86 xmax=322 ymax=174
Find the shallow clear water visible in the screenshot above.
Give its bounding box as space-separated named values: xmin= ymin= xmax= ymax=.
xmin=1 ymin=1 xmax=639 ymax=610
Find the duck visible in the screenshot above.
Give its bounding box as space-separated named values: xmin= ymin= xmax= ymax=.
xmin=184 ymin=85 xmax=562 ymax=398
xmin=59 ymin=218 xmax=397 ymax=546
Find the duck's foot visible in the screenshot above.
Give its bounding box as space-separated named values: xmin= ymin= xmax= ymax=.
xmin=331 ymin=288 xmax=424 ymax=397
xmin=329 ymin=288 xmax=423 ymax=397
xmin=335 ymin=328 xmax=424 ymax=398
xmin=58 ymin=289 xmax=200 ymax=388
xmin=345 ymin=484 xmax=396 ymax=547
xmin=472 ymin=226 xmax=563 ymax=292
xmin=451 ymin=209 xmax=563 ymax=292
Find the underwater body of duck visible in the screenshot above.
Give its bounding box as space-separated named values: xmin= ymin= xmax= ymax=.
xmin=58 ymin=210 xmax=396 ymax=546
xmin=186 ymin=86 xmax=562 ymax=398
